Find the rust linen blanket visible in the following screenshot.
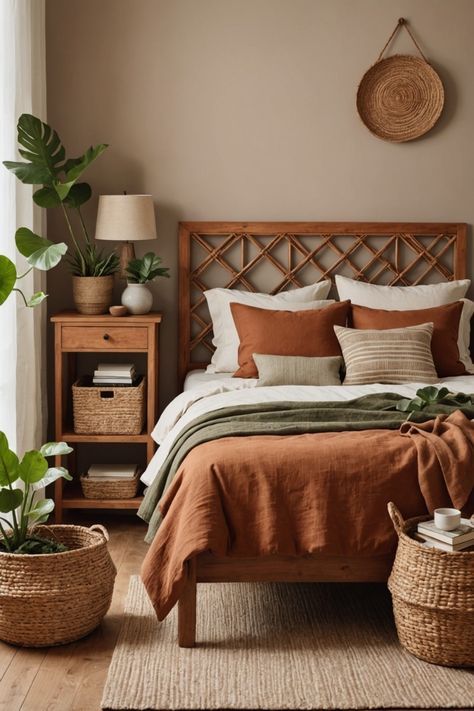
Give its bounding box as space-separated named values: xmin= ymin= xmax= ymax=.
xmin=141 ymin=407 xmax=474 ymax=620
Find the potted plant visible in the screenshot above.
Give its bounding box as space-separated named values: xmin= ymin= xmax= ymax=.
xmin=0 ymin=432 xmax=116 ymax=646
xmin=3 ymin=114 xmax=119 ymax=314
xmin=122 ymin=251 xmax=170 ymax=314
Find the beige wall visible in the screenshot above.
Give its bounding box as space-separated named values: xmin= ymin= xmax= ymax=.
xmin=46 ymin=0 xmax=474 ymax=408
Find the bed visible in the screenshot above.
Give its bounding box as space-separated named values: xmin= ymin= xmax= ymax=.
xmin=139 ymin=221 xmax=474 ymax=647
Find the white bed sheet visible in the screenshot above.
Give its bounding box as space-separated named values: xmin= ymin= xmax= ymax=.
xmin=141 ymin=371 xmax=474 ymax=486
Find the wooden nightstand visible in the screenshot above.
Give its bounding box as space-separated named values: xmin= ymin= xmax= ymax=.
xmin=51 ymin=311 xmax=162 ymax=521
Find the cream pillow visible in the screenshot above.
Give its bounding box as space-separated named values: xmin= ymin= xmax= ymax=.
xmin=254 ymin=354 xmax=342 ymax=386
xmin=205 ymin=281 xmax=332 ymax=373
xmin=334 ymin=322 xmax=438 ymax=385
xmin=335 ymin=275 xmax=474 ymax=373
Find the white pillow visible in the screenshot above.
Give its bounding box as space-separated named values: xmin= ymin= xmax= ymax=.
xmin=335 ymin=275 xmax=470 ymax=308
xmin=335 ymin=275 xmax=474 ymax=373
xmin=205 ymin=281 xmax=332 ymax=373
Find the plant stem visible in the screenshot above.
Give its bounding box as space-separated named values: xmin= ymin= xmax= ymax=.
xmin=60 ymin=203 xmax=82 ymax=254
xmin=77 ymin=207 xmax=92 ymax=246
xmin=12 ymin=288 xmax=28 ymax=307
xmin=0 ymin=522 xmax=12 ymax=552
xmin=16 ymin=267 xmax=33 ymax=280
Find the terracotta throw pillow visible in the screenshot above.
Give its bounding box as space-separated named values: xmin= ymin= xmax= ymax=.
xmin=350 ymin=301 xmax=466 ymax=377
xmin=230 ymin=301 xmax=350 ymax=378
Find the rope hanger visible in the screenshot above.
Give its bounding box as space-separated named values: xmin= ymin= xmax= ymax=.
xmin=377 ymin=18 xmax=428 ymax=63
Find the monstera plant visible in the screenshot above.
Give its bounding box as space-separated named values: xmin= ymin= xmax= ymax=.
xmin=3 ymin=114 xmax=118 ymax=313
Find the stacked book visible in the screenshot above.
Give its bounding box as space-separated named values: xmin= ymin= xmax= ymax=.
xmin=87 ymin=464 xmax=138 ymax=482
xmin=93 ymin=363 xmax=137 ymax=386
xmin=416 ymin=518 xmax=474 ymax=552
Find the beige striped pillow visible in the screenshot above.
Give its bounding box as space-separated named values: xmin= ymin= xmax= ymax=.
xmin=334 ymin=323 xmax=438 ymax=385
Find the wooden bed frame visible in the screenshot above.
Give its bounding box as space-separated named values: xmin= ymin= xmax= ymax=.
xmin=176 ymin=221 xmax=468 ymax=647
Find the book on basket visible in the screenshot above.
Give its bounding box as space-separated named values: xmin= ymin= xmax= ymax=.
xmin=87 ymin=464 xmax=138 ymax=480
xmin=93 ymin=363 xmax=137 ymax=385
xmin=417 ymin=518 xmax=474 ymax=545
xmin=416 ymin=534 xmax=474 ymax=552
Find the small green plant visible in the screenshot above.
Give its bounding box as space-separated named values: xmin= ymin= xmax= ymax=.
xmin=0 ymin=432 xmax=73 ymax=554
xmin=125 ymin=252 xmax=170 ymax=284
xmin=396 ymin=386 xmax=472 ymax=421
xmin=3 ymin=113 xmax=118 ymax=278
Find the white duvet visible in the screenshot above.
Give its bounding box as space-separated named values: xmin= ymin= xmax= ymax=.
xmin=141 ymin=372 xmax=474 ymax=486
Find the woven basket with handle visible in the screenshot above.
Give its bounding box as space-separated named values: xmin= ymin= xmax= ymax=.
xmin=80 ymin=470 xmax=140 ymax=499
xmin=0 ymin=524 xmax=116 ymax=647
xmin=387 ymin=502 xmax=474 ymax=667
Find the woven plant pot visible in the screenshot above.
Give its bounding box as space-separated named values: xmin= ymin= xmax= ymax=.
xmin=0 ymin=524 xmax=116 ymax=647
xmin=72 ymin=275 xmax=114 ymax=315
xmin=387 ymin=503 xmax=474 ymax=667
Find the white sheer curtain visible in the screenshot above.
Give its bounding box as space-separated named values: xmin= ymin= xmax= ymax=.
xmin=0 ymin=0 xmax=46 ymax=452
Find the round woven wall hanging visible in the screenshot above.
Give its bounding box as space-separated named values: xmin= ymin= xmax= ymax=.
xmin=357 ymin=18 xmax=444 ymax=142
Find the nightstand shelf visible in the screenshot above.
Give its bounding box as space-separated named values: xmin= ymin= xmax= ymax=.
xmin=51 ymin=311 xmax=162 ymax=521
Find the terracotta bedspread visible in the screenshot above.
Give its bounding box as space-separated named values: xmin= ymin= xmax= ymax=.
xmin=141 ymin=412 xmax=474 ymax=620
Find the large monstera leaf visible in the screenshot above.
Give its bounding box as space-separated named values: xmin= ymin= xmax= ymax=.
xmin=3 ymin=114 xmax=64 ymax=185
xmin=3 ymin=114 xmax=108 ymax=204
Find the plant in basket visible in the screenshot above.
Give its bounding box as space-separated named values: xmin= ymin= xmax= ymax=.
xmin=3 ymin=113 xmax=119 ymax=314
xmin=0 ymin=432 xmax=72 ymax=554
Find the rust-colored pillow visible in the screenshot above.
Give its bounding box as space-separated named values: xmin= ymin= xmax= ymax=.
xmin=231 ymin=301 xmax=351 ymax=378
xmin=350 ymin=302 xmax=466 ymax=377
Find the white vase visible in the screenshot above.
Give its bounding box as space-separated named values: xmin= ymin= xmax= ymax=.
xmin=121 ymin=283 xmax=153 ymax=315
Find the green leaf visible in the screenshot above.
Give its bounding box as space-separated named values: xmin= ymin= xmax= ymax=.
xmin=18 ymin=450 xmax=48 ymax=484
xmin=416 ymin=386 xmax=440 ymax=403
xmin=27 ymin=498 xmax=54 ymax=522
xmin=40 ymin=441 xmax=73 ymax=457
xmin=3 ymin=161 xmax=52 ymax=185
xmin=15 ymin=228 xmax=67 ymax=271
xmin=33 ymin=186 xmax=62 ymax=208
xmin=3 ymin=114 xmax=65 ymax=185
xmin=395 ymin=398 xmax=413 ymax=412
xmin=0 ymin=432 xmax=19 ymax=486
xmin=63 ymin=182 xmax=92 ymax=208
xmin=31 ymin=467 xmax=72 ymax=492
xmin=53 ymin=179 xmax=76 ymax=201
xmin=0 ymin=255 xmax=17 ymax=305
xmin=0 ymin=488 xmax=23 ymax=514
xmin=27 ymin=291 xmax=47 ymax=307
xmin=64 ymin=144 xmax=108 ymax=182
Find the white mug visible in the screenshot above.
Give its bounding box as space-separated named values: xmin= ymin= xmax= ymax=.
xmin=434 ymin=508 xmax=461 ymax=531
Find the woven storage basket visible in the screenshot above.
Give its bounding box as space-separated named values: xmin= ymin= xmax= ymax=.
xmin=80 ymin=471 xmax=140 ymax=499
xmin=72 ymin=376 xmax=145 ymax=435
xmin=0 ymin=524 xmax=116 ymax=647
xmin=387 ymin=502 xmax=474 ymax=667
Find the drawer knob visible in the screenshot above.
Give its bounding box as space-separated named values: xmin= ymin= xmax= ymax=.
xmin=103 ymin=333 xmax=110 ymax=341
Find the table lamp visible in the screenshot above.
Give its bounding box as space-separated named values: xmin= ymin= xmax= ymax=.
xmin=95 ymin=194 xmax=157 ymax=278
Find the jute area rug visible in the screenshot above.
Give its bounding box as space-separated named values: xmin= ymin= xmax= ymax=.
xmin=101 ymin=576 xmax=474 ymax=710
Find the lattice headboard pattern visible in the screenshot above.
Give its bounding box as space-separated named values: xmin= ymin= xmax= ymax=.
xmin=178 ymin=221 xmax=467 ymax=381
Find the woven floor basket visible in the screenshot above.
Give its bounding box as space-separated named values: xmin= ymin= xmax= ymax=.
xmin=0 ymin=524 xmax=116 ymax=647
xmin=80 ymin=471 xmax=140 ymax=499
xmin=357 ymin=55 xmax=444 ymax=142
xmin=387 ymin=503 xmax=474 ymax=667
xmin=72 ymin=376 xmax=145 ymax=435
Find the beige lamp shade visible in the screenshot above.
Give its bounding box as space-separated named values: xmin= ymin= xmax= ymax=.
xmin=95 ymin=194 xmax=157 ymax=242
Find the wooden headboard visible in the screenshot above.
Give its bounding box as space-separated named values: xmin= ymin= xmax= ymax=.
xmin=178 ymin=221 xmax=467 ymax=382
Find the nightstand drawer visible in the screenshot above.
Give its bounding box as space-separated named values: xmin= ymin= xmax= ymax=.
xmin=61 ymin=326 xmax=148 ymax=350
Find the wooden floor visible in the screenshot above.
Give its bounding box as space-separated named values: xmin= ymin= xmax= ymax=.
xmin=0 ymin=512 xmax=148 ymax=711
xmin=1 ymin=515 xmax=470 ymax=711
